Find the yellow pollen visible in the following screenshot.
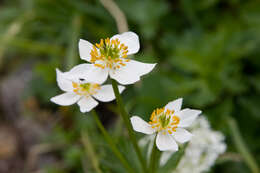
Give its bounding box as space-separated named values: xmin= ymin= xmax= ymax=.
xmin=148 ymin=107 xmax=180 ymax=134
xmin=94 ymin=64 xmax=105 ymax=69
xmin=90 ymin=37 xmax=130 ymax=70
xmin=72 ymin=82 xmax=78 ymax=88
xmin=72 ymin=82 xmax=100 ymax=96
xmin=172 ymin=126 xmax=177 ymax=132
xmin=172 ymin=116 xmax=180 ymax=125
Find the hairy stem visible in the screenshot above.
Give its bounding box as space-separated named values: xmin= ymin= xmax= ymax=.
xmin=111 ymin=79 xmax=148 ymax=173
xmin=91 ymin=110 xmax=135 ymax=173
xmin=227 ymin=117 xmax=259 ymax=173
xmin=149 ymin=136 xmax=160 ymax=173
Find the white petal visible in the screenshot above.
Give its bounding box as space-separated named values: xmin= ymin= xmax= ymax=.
xmin=50 ymin=92 xmax=81 ymax=106
xmin=77 ymin=96 xmax=98 ymax=113
xmin=56 ymin=69 xmax=73 ymax=92
xmin=92 ymin=85 xmax=125 ymax=102
xmin=79 ymin=39 xmax=93 ymax=62
xmin=130 ymin=116 xmax=155 ymax=134
xmin=109 ymin=60 xmax=156 ymax=85
xmin=66 ymin=63 xmax=93 ymax=75
xmin=173 ymin=128 xmax=192 ymax=143
xmin=65 ymin=64 xmax=109 ymax=84
xmin=164 ymin=98 xmax=183 ymax=113
xmin=156 ymin=132 xmax=178 ymax=151
xmin=63 ymin=64 xmax=92 ymax=81
xmin=177 ymin=109 xmax=201 ymax=127
xmin=110 ymin=31 xmax=140 ymax=55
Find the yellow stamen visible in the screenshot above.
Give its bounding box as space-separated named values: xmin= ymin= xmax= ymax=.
xmin=94 ymin=64 xmax=105 ymax=69
xmin=72 ymin=82 xmax=100 ymax=96
xmin=89 ymin=37 xmax=130 ymax=69
xmin=148 ymin=106 xmax=180 ymax=134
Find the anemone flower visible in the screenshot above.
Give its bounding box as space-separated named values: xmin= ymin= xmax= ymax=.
xmin=130 ymin=98 xmax=201 ymax=151
xmin=51 ymin=69 xmax=125 ymax=112
xmin=67 ymin=31 xmax=156 ymax=85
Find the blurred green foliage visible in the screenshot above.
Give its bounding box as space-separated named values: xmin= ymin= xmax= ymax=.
xmin=0 ymin=0 xmax=260 ymax=172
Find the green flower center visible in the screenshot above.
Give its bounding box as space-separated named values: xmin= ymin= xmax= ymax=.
xmin=90 ymin=38 xmax=129 ymax=69
xmin=72 ymin=82 xmax=100 ymax=96
xmin=149 ymin=107 xmax=180 ymax=134
xmin=159 ymin=114 xmax=171 ymax=128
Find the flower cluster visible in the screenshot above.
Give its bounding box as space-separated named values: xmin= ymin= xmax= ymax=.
xmin=51 ymin=32 xmax=156 ymax=112
xmin=159 ymin=116 xmax=226 ymax=173
xmin=74 ymin=32 xmax=156 ymax=85
xmin=51 ymin=31 xmax=202 ymax=154
xmin=51 ymin=69 xmax=125 ymax=112
xmin=172 ymin=116 xmax=226 ymax=173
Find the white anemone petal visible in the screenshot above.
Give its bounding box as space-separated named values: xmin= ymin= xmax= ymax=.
xmin=92 ymin=85 xmax=125 ymax=102
xmin=109 ymin=60 xmax=156 ymax=85
xmin=77 ymin=96 xmax=98 ymax=113
xmin=156 ymin=132 xmax=178 ymax=151
xmin=130 ymin=116 xmax=155 ymax=134
xmin=164 ymin=98 xmax=183 ymax=113
xmin=177 ymin=109 xmax=201 ymax=127
xmin=56 ymin=69 xmax=73 ymax=92
xmin=65 ymin=64 xmax=108 ymax=84
xmin=50 ymin=92 xmax=81 ymax=106
xmin=110 ymin=32 xmax=140 ymax=55
xmin=63 ymin=63 xmax=92 ymax=80
xmin=79 ymin=39 xmax=93 ymax=62
xmin=173 ymin=128 xmax=192 ymax=143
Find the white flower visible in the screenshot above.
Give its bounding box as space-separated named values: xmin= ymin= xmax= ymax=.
xmin=69 ymin=31 xmax=156 ymax=85
xmin=130 ymin=98 xmax=201 ymax=151
xmin=50 ymin=68 xmax=125 ymax=113
xmin=172 ymin=116 xmax=226 ymax=173
xmin=158 ymin=116 xmax=226 ymax=173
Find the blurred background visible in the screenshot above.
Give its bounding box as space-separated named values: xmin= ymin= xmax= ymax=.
xmin=0 ymin=0 xmax=260 ymax=173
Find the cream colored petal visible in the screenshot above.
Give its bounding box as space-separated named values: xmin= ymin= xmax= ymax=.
xmin=110 ymin=32 xmax=140 ymax=55
xmin=78 ymin=39 xmax=94 ymax=62
xmin=92 ymin=85 xmax=125 ymax=102
xmin=164 ymin=98 xmax=183 ymax=113
xmin=177 ymin=109 xmax=201 ymax=128
xmin=77 ymin=96 xmax=98 ymax=113
xmin=130 ymin=116 xmax=156 ymax=134
xmin=173 ymin=128 xmax=192 ymax=143
xmin=51 ymin=92 xmax=81 ymax=106
xmin=64 ymin=64 xmax=109 ymax=84
xmin=56 ymin=69 xmax=73 ymax=92
xmin=156 ymin=132 xmax=178 ymax=151
xmin=109 ymin=59 xmax=156 ymax=85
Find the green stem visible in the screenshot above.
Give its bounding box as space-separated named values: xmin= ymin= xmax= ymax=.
xmin=91 ymin=110 xmax=135 ymax=173
xmin=111 ymin=79 xmax=147 ymax=173
xmin=227 ymin=116 xmax=259 ymax=173
xmin=149 ymin=136 xmax=160 ymax=173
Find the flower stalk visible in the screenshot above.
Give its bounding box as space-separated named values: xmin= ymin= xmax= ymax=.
xmin=227 ymin=116 xmax=259 ymax=173
xmin=111 ymin=79 xmax=148 ymax=173
xmin=91 ymin=110 xmax=135 ymax=173
xmin=149 ymin=136 xmax=160 ymax=173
